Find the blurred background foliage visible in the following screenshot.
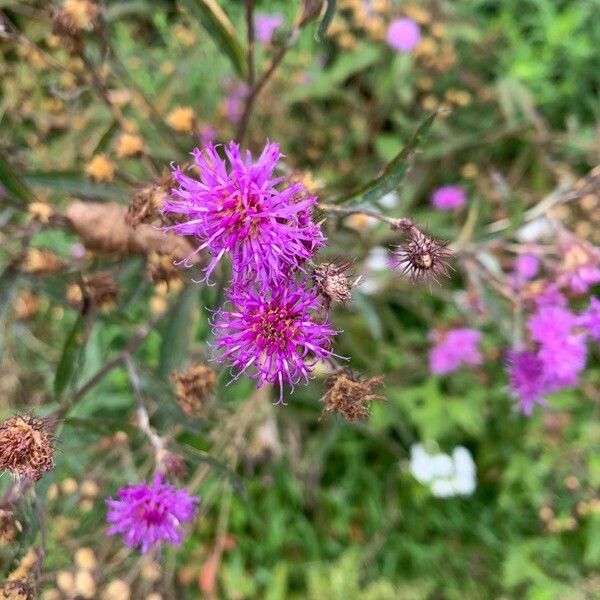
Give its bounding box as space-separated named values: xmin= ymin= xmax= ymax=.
xmin=1 ymin=0 xmax=599 ymax=599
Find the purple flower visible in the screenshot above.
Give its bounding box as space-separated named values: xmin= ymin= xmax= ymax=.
xmin=532 ymin=284 xmax=567 ymax=308
xmin=568 ymin=265 xmax=600 ymax=295
xmin=198 ymin=124 xmax=218 ymax=146
xmin=507 ymin=351 xmax=547 ymax=415
xmin=431 ymin=186 xmax=466 ymax=211
xmin=386 ymin=18 xmax=421 ymax=53
xmin=106 ymin=474 xmax=199 ymax=555
xmin=514 ymin=254 xmax=539 ymax=281
xmin=254 ymin=13 xmax=284 ymax=44
xmin=580 ymin=297 xmax=600 ymax=342
xmin=222 ymin=80 xmax=249 ymax=124
xmin=538 ymin=334 xmax=587 ymax=389
xmin=527 ymin=305 xmax=578 ymax=346
xmin=429 ymin=328 xmax=482 ymax=375
xmin=163 ymin=142 xmax=324 ymax=286
xmin=213 ymin=280 xmax=337 ymax=403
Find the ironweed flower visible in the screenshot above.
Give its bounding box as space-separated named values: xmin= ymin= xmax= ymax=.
xmin=213 ymin=280 xmax=337 ymax=403
xmin=507 ymin=351 xmax=548 ymax=415
xmin=386 ymin=18 xmax=421 ymax=53
xmin=106 ymin=474 xmax=199 ymax=555
xmin=431 ymin=185 xmax=466 ymax=211
xmin=163 ymin=142 xmax=324 ymax=286
xmin=580 ymin=297 xmax=600 ymax=341
xmin=0 ymin=415 xmax=55 ymax=481
xmin=429 ymin=328 xmax=482 ymax=375
xmin=254 ymin=13 xmax=284 ymax=43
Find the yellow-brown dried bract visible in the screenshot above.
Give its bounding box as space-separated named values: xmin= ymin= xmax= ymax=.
xmin=116 ymin=132 xmax=144 ymax=158
xmin=85 ymin=154 xmax=116 ymax=182
xmin=22 ymin=248 xmax=64 ymax=275
xmin=171 ymin=364 xmax=217 ymax=416
xmin=62 ymin=0 xmax=99 ymax=31
xmin=321 ymin=370 xmax=384 ymax=421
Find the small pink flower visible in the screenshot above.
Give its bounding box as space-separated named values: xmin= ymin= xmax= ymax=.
xmin=429 ymin=328 xmax=482 ymax=375
xmin=254 ymin=13 xmax=284 ymax=44
xmin=386 ymin=18 xmax=421 ymax=53
xmin=514 ymin=254 xmax=539 ymax=281
xmin=431 ymin=186 xmax=466 ymax=211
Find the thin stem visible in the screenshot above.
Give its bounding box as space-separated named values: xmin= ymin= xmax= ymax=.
xmin=319 ymin=203 xmax=414 ymax=230
xmin=244 ymin=0 xmax=255 ymax=88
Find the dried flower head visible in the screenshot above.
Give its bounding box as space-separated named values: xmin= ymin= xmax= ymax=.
xmin=61 ymin=0 xmax=99 ymax=31
xmin=67 ymin=272 xmax=119 ymax=311
xmin=0 ymin=507 xmax=21 ymax=544
xmin=85 ymin=154 xmax=115 ymax=182
xmin=0 ymin=415 xmax=55 ymax=481
xmin=166 ymin=106 xmax=195 ymax=134
xmin=126 ymin=172 xmax=172 ymax=228
xmin=146 ymin=252 xmax=183 ymax=291
xmin=22 ymin=248 xmax=64 ymax=275
xmin=158 ymin=451 xmax=188 ymax=479
xmin=116 ymin=132 xmax=144 ymax=158
xmin=28 ymin=202 xmax=55 ymax=224
xmin=0 ymin=580 xmax=35 ymax=600
xmin=312 ymin=261 xmax=360 ymax=307
xmin=394 ymin=227 xmax=453 ymax=283
xmin=171 ymin=364 xmax=217 ymax=416
xmin=321 ymin=370 xmax=384 ymax=421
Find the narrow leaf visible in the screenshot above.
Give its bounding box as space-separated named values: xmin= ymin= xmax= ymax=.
xmin=180 ymin=0 xmax=247 ymax=79
xmin=334 ymin=112 xmax=436 ymax=205
xmin=54 ymin=314 xmax=89 ymax=401
xmin=316 ymin=0 xmax=336 ymax=42
xmin=0 ymin=151 xmax=35 ymax=204
xmin=24 ymin=172 xmax=129 ymax=201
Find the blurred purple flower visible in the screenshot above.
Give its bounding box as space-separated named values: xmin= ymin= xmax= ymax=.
xmin=431 ymin=186 xmax=466 ymax=211
xmin=514 ymin=254 xmax=539 ymax=281
xmin=507 ymin=351 xmax=547 ymax=415
xmin=568 ymin=265 xmax=600 ymax=295
xmin=213 ymin=280 xmax=336 ymax=403
xmin=527 ymin=305 xmax=578 ymax=346
xmin=254 ymin=13 xmax=284 ymax=44
xmin=386 ymin=18 xmax=421 ymax=53
xmin=532 ymin=284 xmax=567 ymax=308
xmin=538 ymin=334 xmax=587 ymax=390
xmin=429 ymin=328 xmax=482 ymax=375
xmin=580 ymin=297 xmax=600 ymax=342
xmin=223 ymin=81 xmax=248 ymax=124
xmin=106 ymin=474 xmax=199 ymax=555
xmin=163 ymin=141 xmax=324 ymax=286
xmin=198 ymin=124 xmax=218 ymax=146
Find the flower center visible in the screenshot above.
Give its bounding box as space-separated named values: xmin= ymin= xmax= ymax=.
xmin=254 ymin=305 xmax=298 ymax=348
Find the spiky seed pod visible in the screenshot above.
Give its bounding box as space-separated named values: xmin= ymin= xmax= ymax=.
xmin=171 ymin=364 xmax=217 ymax=417
xmin=321 ymin=370 xmax=384 ymax=422
xmin=394 ymin=227 xmax=453 ymax=283
xmin=312 ymin=261 xmax=359 ymax=307
xmin=126 ymin=172 xmax=173 ymax=228
xmin=0 ymin=415 xmax=56 ymax=481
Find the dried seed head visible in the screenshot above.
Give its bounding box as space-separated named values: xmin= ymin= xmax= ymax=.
xmin=321 ymin=370 xmax=384 ymax=422
xmin=171 ymin=364 xmax=217 ymax=417
xmin=312 ymin=261 xmax=359 ymax=307
xmin=158 ymin=451 xmax=188 ymax=479
xmin=0 ymin=507 xmax=21 ymax=544
xmin=22 ymin=249 xmax=64 ymax=276
xmin=0 ymin=580 xmax=35 ymax=600
xmin=146 ymin=252 xmax=183 ymax=291
xmin=0 ymin=415 xmax=55 ymax=481
xmin=394 ymin=227 xmax=453 ymax=283
xmin=126 ymin=172 xmax=172 ymax=228
xmin=67 ymin=272 xmax=119 ymax=311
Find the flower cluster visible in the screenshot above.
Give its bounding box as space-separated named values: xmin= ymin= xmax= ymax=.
xmin=106 ymin=474 xmax=199 ymax=555
xmin=507 ymin=292 xmax=599 ymax=415
xmin=165 ymin=142 xmax=337 ymax=402
xmin=429 ymin=328 xmax=483 ymax=375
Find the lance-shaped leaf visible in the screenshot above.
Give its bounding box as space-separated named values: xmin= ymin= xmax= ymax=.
xmin=0 ymin=151 xmax=35 ymax=204
xmin=180 ymin=0 xmax=247 ymax=79
xmin=24 ymin=172 xmax=129 ymax=201
xmin=315 ymin=0 xmax=336 ymax=42
xmin=334 ymin=112 xmax=436 ymax=206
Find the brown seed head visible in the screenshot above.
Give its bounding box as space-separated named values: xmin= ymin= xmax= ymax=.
xmin=321 ymin=370 xmax=384 ymax=422
xmin=146 ymin=252 xmax=182 ymax=291
xmin=0 ymin=415 xmax=55 ymax=481
xmin=394 ymin=227 xmax=453 ymax=284
xmin=312 ymin=261 xmax=359 ymax=307
xmin=0 ymin=580 xmax=35 ymax=600
xmin=0 ymin=507 xmax=21 ymax=544
xmin=126 ymin=172 xmax=172 ymax=228
xmin=171 ymin=364 xmax=217 ymax=417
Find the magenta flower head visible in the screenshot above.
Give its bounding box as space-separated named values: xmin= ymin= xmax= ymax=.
xmin=213 ymin=280 xmax=337 ymax=403
xmin=163 ymin=142 xmax=324 ymax=286
xmin=429 ymin=328 xmax=483 ymax=375
xmin=431 ymin=185 xmax=466 ymax=211
xmin=507 ymin=350 xmax=547 ymax=415
xmin=106 ymin=474 xmax=199 ymax=555
xmin=254 ymin=13 xmax=284 ymax=43
xmin=514 ymin=254 xmax=539 ymax=281
xmin=386 ymin=18 xmax=421 ymax=53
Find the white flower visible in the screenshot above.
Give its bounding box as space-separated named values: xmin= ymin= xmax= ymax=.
xmin=409 ymin=443 xmax=477 ymax=498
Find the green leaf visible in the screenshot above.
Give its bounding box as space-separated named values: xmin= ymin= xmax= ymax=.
xmin=0 ymin=151 xmax=35 ymax=204
xmin=180 ymin=0 xmax=247 ymax=79
xmin=24 ymin=172 xmax=129 ymax=201
xmin=158 ymin=285 xmax=199 ymax=378
xmin=315 ymin=0 xmax=337 ymax=42
xmin=334 ymin=113 xmax=436 ymax=205
xmin=54 ymin=314 xmax=90 ymax=402
xmin=0 ymin=262 xmax=20 ymax=360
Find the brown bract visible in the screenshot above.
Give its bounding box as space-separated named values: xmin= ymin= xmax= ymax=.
xmin=0 ymin=415 xmax=55 ymax=481
xmin=321 ymin=370 xmax=385 ymax=421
